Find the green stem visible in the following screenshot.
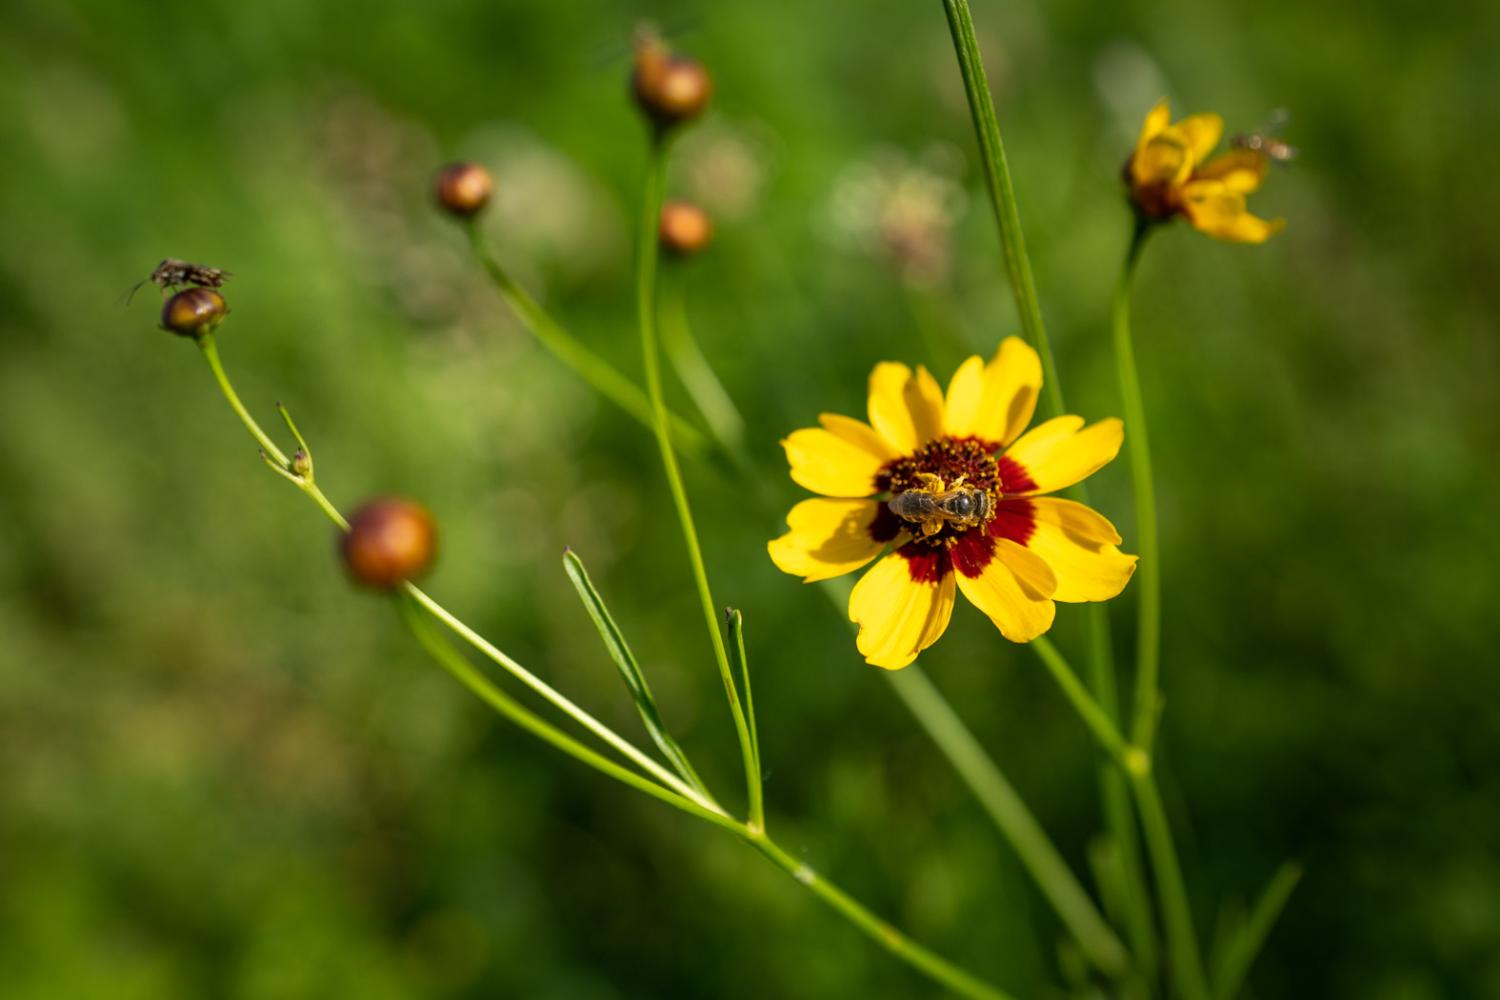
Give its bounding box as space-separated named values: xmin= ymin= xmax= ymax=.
xmin=196 ymin=337 xmax=719 ymax=814
xmin=1032 ymin=637 xmax=1133 ymax=770
xmin=748 ymin=833 xmax=1015 ymax=1000
xmin=1131 ymin=769 xmax=1210 ymax=1000
xmin=661 ymin=274 xmax=748 ymax=458
xmin=400 ymin=594 xmax=738 ymax=832
xmin=725 ymin=609 xmax=765 ymax=831
xmin=940 ymin=0 xmax=1063 ymax=417
xmin=939 ymin=3 xmax=1154 ymax=952
xmin=886 ymin=667 xmax=1129 ymax=979
xmin=1113 ymin=223 xmax=1161 ymax=750
xmin=634 ymin=135 xmax=760 ymax=821
xmin=465 ymin=222 xmax=707 ymax=459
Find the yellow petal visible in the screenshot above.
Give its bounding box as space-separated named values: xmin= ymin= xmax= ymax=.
xmin=1137 ymin=99 xmax=1171 ymax=147
xmin=1022 ymin=497 xmax=1138 ymax=602
xmin=1132 ymin=134 xmax=1191 ymax=188
xmin=1181 ymin=180 xmax=1285 ymax=244
xmin=848 ymin=551 xmax=955 ymax=669
xmin=943 ymin=356 xmax=986 ymax=437
xmin=976 ymin=336 xmax=1042 ymax=446
xmin=1173 ymin=112 xmax=1224 ymax=164
xmin=1194 ymin=150 xmax=1269 ymax=194
xmin=955 ymin=540 xmax=1056 ymax=643
xmin=867 ymin=361 xmax=946 ymax=452
xmin=1002 ymin=416 xmax=1124 ymax=495
xmin=819 ymin=413 xmax=902 ymax=463
xmin=782 ymin=426 xmax=885 ymax=497
xmin=768 ymin=499 xmax=886 ymax=583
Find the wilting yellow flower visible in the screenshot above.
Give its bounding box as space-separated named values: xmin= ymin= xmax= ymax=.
xmin=1127 ymin=99 xmax=1284 ymax=244
xmin=769 ymin=338 xmax=1136 ymax=669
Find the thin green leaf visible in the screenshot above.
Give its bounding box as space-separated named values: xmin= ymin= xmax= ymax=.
xmin=1211 ymin=862 xmax=1303 ymax=1000
xmin=562 ymin=549 xmax=709 ymax=798
xmin=725 ymin=608 xmax=763 ymax=828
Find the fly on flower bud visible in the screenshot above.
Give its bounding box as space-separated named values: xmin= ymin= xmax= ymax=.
xmin=631 ymin=33 xmax=712 ymax=131
xmin=659 ymin=200 xmax=713 ymax=256
xmin=161 ymin=287 xmax=228 ymax=338
xmin=433 ymin=162 xmax=493 ymax=218
xmin=341 ymin=498 xmax=438 ymax=589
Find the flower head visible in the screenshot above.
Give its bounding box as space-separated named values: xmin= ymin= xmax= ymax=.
xmin=1126 ymin=99 xmax=1283 ymax=244
xmin=769 ymin=338 xmax=1136 ymax=669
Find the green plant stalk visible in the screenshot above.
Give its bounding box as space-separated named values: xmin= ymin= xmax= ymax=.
xmin=563 ymin=549 xmax=713 ymax=801
xmin=886 ymin=665 xmax=1129 ymax=979
xmin=661 ymin=273 xmax=748 ymax=457
xmin=197 ymin=335 xmax=718 ymax=813
xmin=399 ymin=594 xmax=738 ymax=831
xmin=194 ymin=336 xmax=1013 ymax=1000
xmin=939 ymin=2 xmax=1155 ymax=952
xmin=1033 ymin=635 xmax=1211 ymax=1000
xmin=725 ymin=609 xmax=764 ymax=831
xmin=1211 ymin=863 xmax=1302 ymax=1000
xmin=465 ymin=222 xmax=707 ymax=459
xmin=1113 ymin=223 xmax=1161 ymax=749
xmin=634 ymin=135 xmax=760 ymax=825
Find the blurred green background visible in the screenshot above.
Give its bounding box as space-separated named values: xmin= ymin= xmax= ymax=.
xmin=2 ymin=0 xmax=1497 ymax=997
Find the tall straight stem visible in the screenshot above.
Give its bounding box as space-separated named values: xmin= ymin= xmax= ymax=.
xmin=635 ymin=135 xmax=761 ymax=825
xmin=939 ymin=0 xmax=1157 ymax=971
xmin=1112 ymin=224 xmax=1160 ymax=749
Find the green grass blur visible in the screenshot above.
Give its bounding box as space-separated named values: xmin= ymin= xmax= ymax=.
xmin=2 ymin=1 xmax=1497 ymax=997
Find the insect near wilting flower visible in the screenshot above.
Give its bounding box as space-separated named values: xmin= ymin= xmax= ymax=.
xmin=1231 ymin=109 xmax=1299 ymax=165
xmin=769 ymin=337 xmax=1137 ymax=668
xmin=126 ymin=258 xmax=231 ymax=304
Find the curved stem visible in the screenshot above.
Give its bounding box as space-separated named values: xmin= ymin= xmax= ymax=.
xmin=634 ymin=135 xmax=761 ymax=823
xmin=195 ymin=338 xmax=721 ymax=816
xmin=1114 ymin=224 xmax=1161 ymax=750
xmin=748 ymin=832 xmax=1015 ymax=1000
xmin=465 ymin=222 xmax=707 ymax=459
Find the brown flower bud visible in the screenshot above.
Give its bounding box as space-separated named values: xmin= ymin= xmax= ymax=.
xmin=160 ymin=288 xmax=228 ymax=338
xmin=659 ymin=200 xmax=713 ymax=256
xmin=341 ymin=498 xmax=438 ymax=589
xmin=632 ymin=38 xmax=712 ymax=131
xmin=433 ymin=162 xmax=493 ymax=218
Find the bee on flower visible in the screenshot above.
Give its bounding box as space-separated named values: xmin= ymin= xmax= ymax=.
xmin=769 ymin=338 xmax=1137 ymax=669
xmin=1126 ymin=99 xmax=1285 ymax=244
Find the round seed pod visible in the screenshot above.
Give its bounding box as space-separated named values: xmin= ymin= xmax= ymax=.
xmin=341 ymin=498 xmax=438 ymax=589
xmin=433 ymin=162 xmax=493 ymax=218
xmin=632 ymin=40 xmax=712 ymax=131
xmin=160 ymin=288 xmax=229 ymax=338
xmin=659 ymin=200 xmax=713 ymax=256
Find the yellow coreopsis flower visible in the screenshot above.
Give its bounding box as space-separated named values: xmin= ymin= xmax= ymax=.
xmin=1127 ymin=99 xmax=1284 ymax=244
xmin=769 ymin=338 xmax=1136 ymax=669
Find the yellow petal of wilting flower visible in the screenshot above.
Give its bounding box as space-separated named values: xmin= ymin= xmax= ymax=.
xmin=1194 ymin=149 xmax=1270 ymax=194
xmin=781 ymin=425 xmax=889 ymax=498
xmin=954 ymin=540 xmax=1056 ymax=642
xmin=1020 ymin=497 xmax=1137 ymax=602
xmin=1172 ymin=112 xmax=1224 ymax=165
xmin=848 ymin=551 xmax=955 ymax=669
xmin=1133 ymin=134 xmax=1191 ymax=188
xmin=1181 ymin=180 xmax=1285 ymax=244
xmin=1001 ymin=416 xmax=1124 ymax=496
xmin=867 ymin=362 xmax=945 ymax=452
xmin=1136 ymin=99 xmax=1172 ymax=148
xmin=768 ymin=498 xmax=887 ymax=583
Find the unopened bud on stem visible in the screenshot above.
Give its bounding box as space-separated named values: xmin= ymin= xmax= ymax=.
xmin=659 ymin=200 xmax=713 ymax=256
xmin=433 ymin=162 xmax=493 ymax=218
xmin=341 ymin=498 xmax=438 ymax=589
xmin=161 ymin=288 xmax=228 ymax=338
xmin=632 ymin=35 xmax=712 ymax=132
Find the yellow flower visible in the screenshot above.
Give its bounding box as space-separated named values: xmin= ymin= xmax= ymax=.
xmin=1127 ymin=99 xmax=1284 ymax=244
xmin=768 ymin=338 xmax=1136 ymax=669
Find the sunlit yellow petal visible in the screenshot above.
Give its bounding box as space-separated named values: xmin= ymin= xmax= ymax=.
xmin=818 ymin=413 xmax=903 ymax=463
xmin=1022 ymin=498 xmax=1137 ymax=602
xmin=975 ymin=336 xmax=1042 ymax=446
xmin=868 ymin=362 xmax=917 ymax=452
xmin=1002 ymin=416 xmax=1123 ymax=495
xmin=1174 ymin=112 xmax=1224 ymax=164
xmin=906 ymin=365 xmax=946 ymax=445
xmin=954 ymin=541 xmax=1056 ymax=642
xmin=782 ymin=427 xmax=885 ymax=497
xmin=1194 ymin=149 xmax=1269 ymax=194
xmin=848 ymin=551 xmax=955 ymax=669
xmin=768 ymin=498 xmax=886 ymax=583
xmin=1181 ymin=180 xmax=1285 ymax=244
xmin=943 ymin=356 xmax=986 ymax=437
xmin=1137 ymin=99 xmax=1171 ymax=147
